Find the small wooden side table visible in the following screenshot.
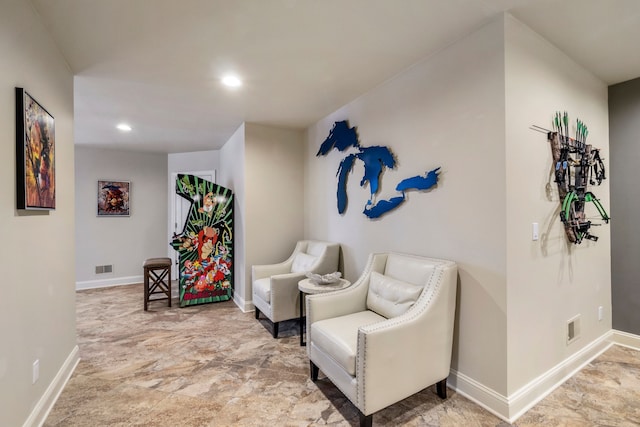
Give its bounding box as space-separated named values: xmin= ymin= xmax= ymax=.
xmin=298 ymin=278 xmax=351 ymax=346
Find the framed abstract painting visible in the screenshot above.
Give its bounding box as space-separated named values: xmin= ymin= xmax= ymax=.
xmin=97 ymin=180 xmax=130 ymax=216
xmin=16 ymin=87 xmax=56 ymax=210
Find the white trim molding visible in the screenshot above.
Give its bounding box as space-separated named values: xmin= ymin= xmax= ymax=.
xmin=233 ymin=292 xmax=254 ymax=313
xmin=449 ymin=331 xmax=613 ymax=423
xmin=447 ymin=369 xmax=509 ymax=421
xmin=23 ymin=346 xmax=79 ymax=427
xmin=610 ymin=329 xmax=640 ymax=350
xmin=76 ymin=275 xmax=143 ymax=290
xmin=505 ymin=332 xmax=612 ymax=422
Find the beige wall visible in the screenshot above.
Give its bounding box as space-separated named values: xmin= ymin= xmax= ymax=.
xmin=0 ymin=4 xmax=615 ymax=424
xmin=244 ymin=123 xmax=305 ymax=295
xmin=218 ymin=124 xmax=247 ymax=307
xmin=75 ymin=147 xmax=168 ymax=288
xmin=504 ymin=15 xmax=611 ymax=394
xmin=167 ymin=150 xmax=219 ymax=173
xmin=0 ymin=1 xmax=76 ymax=425
xmin=304 ymin=13 xmax=613 ymax=419
xmin=219 ymin=123 xmax=305 ymax=310
xmin=305 ymin=16 xmax=508 ymax=393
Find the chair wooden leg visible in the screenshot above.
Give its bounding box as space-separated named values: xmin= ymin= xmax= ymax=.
xmin=143 ymin=267 xmax=149 ymax=311
xmin=359 ymin=411 xmax=372 ymax=427
xmin=310 ymin=361 xmax=319 ymax=381
xmin=436 ymin=378 xmax=447 ymax=399
xmin=272 ymin=321 xmax=279 ymax=338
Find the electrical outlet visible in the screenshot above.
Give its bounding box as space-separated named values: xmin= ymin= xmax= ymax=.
xmin=598 ymin=306 xmax=604 ymax=321
xmin=32 ymin=359 xmax=39 ymax=384
xmin=532 ymin=222 xmax=539 ymax=241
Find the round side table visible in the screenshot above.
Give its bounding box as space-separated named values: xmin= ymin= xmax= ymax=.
xmin=298 ymin=278 xmax=351 ymax=346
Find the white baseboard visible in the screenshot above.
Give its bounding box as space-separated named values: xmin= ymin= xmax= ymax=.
xmin=449 ymin=330 xmax=613 ymax=423
xmin=76 ymin=275 xmax=143 ymax=290
xmin=233 ymin=292 xmax=254 ymax=313
xmin=610 ymin=329 xmax=640 ymax=350
xmin=448 ymin=369 xmax=509 ymax=421
xmin=505 ymin=331 xmax=612 ymax=422
xmin=23 ymin=345 xmax=80 ymax=427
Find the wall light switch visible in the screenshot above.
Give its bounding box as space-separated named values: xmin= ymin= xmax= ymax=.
xmin=532 ymin=222 xmax=539 ymax=241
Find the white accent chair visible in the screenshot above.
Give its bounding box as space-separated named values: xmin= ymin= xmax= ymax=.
xmin=252 ymin=240 xmax=340 ymax=338
xmin=306 ymin=252 xmax=457 ymax=426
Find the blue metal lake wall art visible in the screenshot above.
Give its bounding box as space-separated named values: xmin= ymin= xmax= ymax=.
xmin=316 ymin=120 xmax=440 ymax=219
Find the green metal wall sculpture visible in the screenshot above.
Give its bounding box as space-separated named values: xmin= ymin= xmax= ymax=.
xmin=171 ymin=174 xmax=234 ymax=306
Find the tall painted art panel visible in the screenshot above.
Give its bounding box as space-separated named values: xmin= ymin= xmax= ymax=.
xmin=171 ymin=174 xmax=234 ymax=307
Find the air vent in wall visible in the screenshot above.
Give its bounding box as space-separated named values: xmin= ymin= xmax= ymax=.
xmin=567 ymin=315 xmax=581 ymax=345
xmin=95 ymin=265 xmax=113 ymax=274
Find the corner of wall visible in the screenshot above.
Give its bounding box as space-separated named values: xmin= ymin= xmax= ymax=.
xmin=450 ymin=330 xmax=613 ymax=423
xmin=22 ymin=346 xmax=80 ymax=427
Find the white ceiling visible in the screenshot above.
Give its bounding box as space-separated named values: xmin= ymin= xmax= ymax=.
xmin=31 ymin=0 xmax=640 ymax=153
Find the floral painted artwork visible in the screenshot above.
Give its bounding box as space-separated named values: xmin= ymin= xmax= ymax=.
xmin=97 ymin=180 xmax=130 ymax=216
xmin=171 ymin=174 xmax=234 ymax=307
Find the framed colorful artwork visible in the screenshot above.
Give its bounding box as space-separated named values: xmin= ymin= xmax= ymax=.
xmin=97 ymin=180 xmax=130 ymax=216
xmin=16 ymin=87 xmax=56 ymax=210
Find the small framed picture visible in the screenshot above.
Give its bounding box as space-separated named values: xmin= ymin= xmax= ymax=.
xmin=97 ymin=180 xmax=130 ymax=217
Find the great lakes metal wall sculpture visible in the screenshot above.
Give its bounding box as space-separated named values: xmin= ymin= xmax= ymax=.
xmin=316 ymin=120 xmax=440 ymax=219
xmin=171 ymin=174 xmax=234 ymax=307
xmin=534 ymin=112 xmax=609 ymax=244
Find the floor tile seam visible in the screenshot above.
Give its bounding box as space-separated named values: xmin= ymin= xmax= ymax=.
xmin=233 ymin=361 xmax=310 ymax=388
xmin=162 ymin=389 xmax=226 ymax=408
xmin=263 ymin=355 xmax=310 ymax=371
xmin=54 ymin=380 xmax=170 ymax=419
xmin=247 ymin=372 xmax=313 ymax=397
xmin=42 ymin=412 xmax=73 ymax=427
xmin=589 ymin=359 xmax=640 ymax=371
xmin=164 ymin=388 xmax=245 ymax=416
xmin=111 ymin=389 xmax=181 ymax=427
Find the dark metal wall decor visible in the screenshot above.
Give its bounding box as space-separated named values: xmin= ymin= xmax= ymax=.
xmin=171 ymin=174 xmax=234 ymax=307
xmin=534 ymin=112 xmax=609 ymax=244
xmin=316 ymin=120 xmax=440 ymax=219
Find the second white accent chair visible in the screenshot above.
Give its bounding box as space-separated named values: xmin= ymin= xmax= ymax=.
xmin=252 ymin=240 xmax=340 ymax=338
xmin=306 ymin=252 xmax=458 ymax=427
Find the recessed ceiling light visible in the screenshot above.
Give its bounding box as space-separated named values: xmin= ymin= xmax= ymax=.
xmin=221 ymin=75 xmax=242 ymax=88
xmin=116 ymin=123 xmax=132 ymax=132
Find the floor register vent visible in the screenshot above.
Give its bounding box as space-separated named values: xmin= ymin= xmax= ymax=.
xmin=95 ymin=265 xmax=113 ymax=274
